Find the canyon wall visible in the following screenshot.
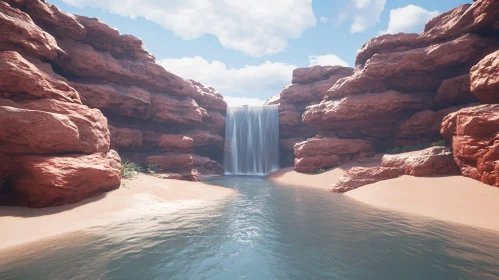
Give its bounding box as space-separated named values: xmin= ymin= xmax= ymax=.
xmin=0 ymin=0 xmax=226 ymax=207
xmin=268 ymin=0 xmax=499 ymax=187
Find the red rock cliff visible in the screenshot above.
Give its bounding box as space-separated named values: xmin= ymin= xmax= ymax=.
xmin=268 ymin=0 xmax=499 ymax=180
xmin=0 ymin=0 xmax=226 ymax=207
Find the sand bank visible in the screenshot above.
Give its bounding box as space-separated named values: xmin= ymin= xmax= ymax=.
xmin=266 ymin=156 xmax=382 ymax=190
xmin=267 ymin=157 xmax=499 ymax=232
xmin=0 ymin=174 xmax=234 ymax=250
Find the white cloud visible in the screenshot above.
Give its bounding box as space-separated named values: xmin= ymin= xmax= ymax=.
xmin=381 ymin=5 xmax=439 ymax=34
xmin=61 ymin=0 xmax=316 ymax=57
xmin=320 ymin=17 xmax=328 ymax=23
xmin=224 ymin=96 xmax=265 ymax=106
xmin=309 ymin=55 xmax=349 ymax=67
xmin=159 ymin=56 xmax=296 ymax=100
xmin=336 ymin=0 xmax=386 ymax=33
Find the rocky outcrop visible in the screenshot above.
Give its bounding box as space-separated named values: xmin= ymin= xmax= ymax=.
xmin=0 ymin=151 xmax=121 ymax=208
xmin=294 ymin=137 xmax=374 ymax=173
xmin=0 ymin=51 xmax=120 ymax=207
xmin=470 ymin=50 xmax=499 ymax=103
xmin=273 ymin=0 xmax=499 ymax=174
xmin=330 ymin=167 xmax=404 ymax=193
xmin=0 ymin=0 xmax=227 ymax=207
xmin=382 ymin=146 xmax=460 ymax=177
xmin=441 ymin=104 xmax=499 ymax=187
xmin=265 ymin=65 xmax=353 ymax=166
xmin=331 ymin=147 xmax=460 ymax=193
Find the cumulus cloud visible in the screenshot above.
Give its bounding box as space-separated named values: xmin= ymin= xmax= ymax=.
xmin=309 ymin=55 xmax=349 ymax=67
xmin=159 ymin=56 xmax=296 ymax=100
xmin=320 ymin=17 xmax=328 ymax=23
xmin=381 ymin=5 xmax=439 ymax=34
xmin=224 ymin=96 xmax=266 ymax=106
xmin=61 ymin=0 xmax=316 ymax=57
xmin=336 ymin=0 xmax=386 ymax=33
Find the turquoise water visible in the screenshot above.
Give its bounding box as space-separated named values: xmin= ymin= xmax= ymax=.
xmin=1 ymin=176 xmax=499 ymax=279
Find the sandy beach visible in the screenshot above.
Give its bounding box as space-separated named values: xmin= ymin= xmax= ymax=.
xmin=267 ymin=157 xmax=499 ymax=232
xmin=0 ymin=174 xmax=234 ymax=250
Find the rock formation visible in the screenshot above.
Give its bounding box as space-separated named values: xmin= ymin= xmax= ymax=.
xmin=0 ymin=0 xmax=226 ymax=207
xmin=441 ymin=104 xmax=499 ymax=187
xmin=265 ymin=65 xmax=353 ymax=166
xmin=268 ymin=0 xmax=499 ymax=175
xmin=331 ymin=146 xmax=460 ymax=193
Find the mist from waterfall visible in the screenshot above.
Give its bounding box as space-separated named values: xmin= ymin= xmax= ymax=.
xmin=223 ymin=105 xmax=280 ymax=175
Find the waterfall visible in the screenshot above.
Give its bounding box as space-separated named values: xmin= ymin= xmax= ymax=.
xmin=224 ymin=105 xmax=280 ymax=175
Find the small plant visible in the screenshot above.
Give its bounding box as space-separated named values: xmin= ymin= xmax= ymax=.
xmin=431 ymin=140 xmax=446 ymax=147
xmin=315 ymin=168 xmax=326 ymax=174
xmin=121 ymin=159 xmax=142 ymax=178
xmin=146 ymin=163 xmax=162 ymax=174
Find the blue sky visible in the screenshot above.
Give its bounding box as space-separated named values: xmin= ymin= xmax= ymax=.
xmin=51 ymin=0 xmax=470 ymax=105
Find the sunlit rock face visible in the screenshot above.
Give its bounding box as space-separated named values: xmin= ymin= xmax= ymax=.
xmin=269 ymin=0 xmax=499 ymax=174
xmin=441 ymin=105 xmax=499 ymax=187
xmin=0 ymin=0 xmax=226 ymax=207
xmin=330 ymin=146 xmax=460 ymax=193
xmin=264 ymin=65 xmax=353 ymax=166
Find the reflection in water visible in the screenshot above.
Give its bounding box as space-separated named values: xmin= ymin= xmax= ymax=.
xmin=1 ymin=176 xmax=499 ymax=280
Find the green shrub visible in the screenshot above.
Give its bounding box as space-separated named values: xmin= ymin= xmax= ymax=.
xmin=431 ymin=140 xmax=446 ymax=147
xmin=121 ymin=160 xmax=142 ymax=178
xmin=146 ymin=163 xmax=162 ymax=174
xmin=315 ymin=168 xmax=326 ymax=174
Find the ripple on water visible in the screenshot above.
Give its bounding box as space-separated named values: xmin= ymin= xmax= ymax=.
xmin=1 ymin=176 xmax=499 ymax=280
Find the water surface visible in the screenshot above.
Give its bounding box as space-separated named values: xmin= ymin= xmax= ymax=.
xmin=1 ymin=177 xmax=499 ymax=279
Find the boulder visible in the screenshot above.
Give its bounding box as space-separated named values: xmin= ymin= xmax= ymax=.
xmin=441 ymin=104 xmax=499 ymax=187
xmin=382 ymin=146 xmax=460 ymax=177
xmin=330 ymin=167 xmax=404 ymax=193
xmin=294 ymin=137 xmax=375 ymax=173
xmin=470 ymin=50 xmax=499 ymax=103
xmin=0 ymin=151 xmax=121 ymax=208
xmin=0 ymin=2 xmax=63 ymax=60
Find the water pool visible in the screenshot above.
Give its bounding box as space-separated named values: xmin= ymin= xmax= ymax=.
xmin=1 ymin=176 xmax=499 ymax=279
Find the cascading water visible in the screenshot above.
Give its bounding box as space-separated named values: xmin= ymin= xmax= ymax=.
xmin=223 ymin=105 xmax=280 ymax=175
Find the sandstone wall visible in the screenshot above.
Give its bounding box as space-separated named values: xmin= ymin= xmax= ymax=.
xmin=268 ymin=0 xmax=499 ymax=183
xmin=0 ymin=0 xmax=226 ymax=207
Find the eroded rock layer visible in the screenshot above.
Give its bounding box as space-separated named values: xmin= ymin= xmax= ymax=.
xmin=0 ymin=0 xmax=225 ymax=207
xmin=265 ymin=65 xmax=353 ymax=166
xmin=441 ymin=105 xmax=499 ymax=187
xmin=268 ymin=0 xmax=499 ymax=174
